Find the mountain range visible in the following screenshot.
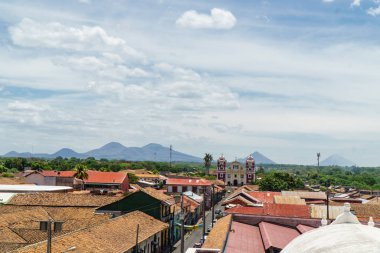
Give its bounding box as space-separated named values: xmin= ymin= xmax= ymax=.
xmin=2 ymin=142 xmax=202 ymax=162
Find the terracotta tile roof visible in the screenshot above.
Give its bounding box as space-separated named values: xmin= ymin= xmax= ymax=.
xmin=7 ymin=192 xmax=121 ymax=207
xmin=226 ymin=203 xmax=311 ymax=218
xmin=296 ymin=224 xmax=315 ymax=234
xmin=0 ymin=207 xmax=50 ymax=229
xmin=225 ymin=221 xmax=265 ymax=253
xmin=274 ymin=196 xmax=306 ymax=205
xmin=166 ymin=178 xmax=212 ymax=186
xmin=247 ymin=191 xmax=281 ymax=203
xmin=14 ymin=211 xmax=168 ymax=253
xmin=281 ymin=191 xmax=327 ymax=200
xmin=0 ymin=227 xmax=27 ymax=244
xmin=84 ymin=170 xmax=128 ymax=184
xmin=366 ymin=197 xmax=380 ymax=205
xmin=141 ymin=187 xmax=174 ymax=203
xmin=259 ymin=221 xmax=300 ymax=250
xmin=202 ymin=215 xmax=232 ymax=249
xmin=0 ymin=176 xmax=26 ymax=184
xmin=350 ymin=203 xmax=380 ymax=218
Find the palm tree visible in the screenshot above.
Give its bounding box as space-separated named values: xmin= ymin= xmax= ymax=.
xmin=204 ymin=153 xmax=213 ymax=175
xmin=74 ymin=164 xmax=88 ymax=190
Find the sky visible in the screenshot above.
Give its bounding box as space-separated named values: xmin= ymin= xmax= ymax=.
xmin=1 ymin=0 xmax=380 ymax=166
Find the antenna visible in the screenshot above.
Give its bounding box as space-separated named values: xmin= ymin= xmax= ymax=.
xmin=317 ymin=153 xmax=321 ymax=168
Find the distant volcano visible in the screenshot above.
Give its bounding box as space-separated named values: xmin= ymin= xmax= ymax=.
xmin=319 ymin=154 xmax=356 ymax=167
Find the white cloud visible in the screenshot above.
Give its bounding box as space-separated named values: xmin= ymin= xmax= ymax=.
xmin=8 ymin=101 xmax=48 ymax=112
xmin=9 ymin=18 xmax=143 ymax=59
xmin=322 ymin=0 xmax=335 ymax=3
xmin=176 ymin=8 xmax=236 ymax=29
xmin=367 ymin=5 xmax=380 ymax=16
xmin=351 ymin=0 xmax=361 ymax=7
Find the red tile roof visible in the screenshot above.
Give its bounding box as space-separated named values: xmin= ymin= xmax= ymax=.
xmin=84 ymin=170 xmax=128 ymax=184
xmin=226 ymin=203 xmax=311 ymax=218
xmin=166 ymin=178 xmax=212 ymax=186
xmin=226 ymin=221 xmax=265 ymax=253
xmin=247 ymin=191 xmax=281 ymax=203
xmin=259 ymin=221 xmax=300 ymax=250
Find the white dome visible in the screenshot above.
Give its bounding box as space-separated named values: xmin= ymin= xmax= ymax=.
xmin=282 ymin=223 xmax=380 ymax=253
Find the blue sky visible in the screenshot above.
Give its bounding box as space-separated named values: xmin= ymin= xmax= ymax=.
xmin=1 ymin=0 xmax=380 ymax=166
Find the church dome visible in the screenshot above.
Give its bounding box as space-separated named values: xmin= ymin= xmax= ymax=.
xmin=282 ymin=203 xmax=380 ymax=253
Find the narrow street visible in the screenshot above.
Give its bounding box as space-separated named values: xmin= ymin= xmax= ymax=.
xmin=172 ymin=188 xmax=232 ymax=253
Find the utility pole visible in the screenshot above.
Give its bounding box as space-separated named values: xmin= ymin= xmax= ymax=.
xmin=135 ymin=224 xmax=139 ymax=253
xmin=39 ymin=219 xmax=63 ymax=253
xmin=326 ymin=191 xmax=330 ymax=220
xmin=202 ymin=187 xmax=206 ymax=242
xmin=180 ymin=193 xmax=185 ymax=253
xmin=47 ymin=219 xmax=52 ymax=253
xmin=317 ymin=153 xmax=321 ymax=168
xmin=211 ymin=185 xmax=215 ymax=228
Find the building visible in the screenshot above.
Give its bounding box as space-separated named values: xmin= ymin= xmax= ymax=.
xmin=96 ymin=187 xmax=175 ymax=248
xmin=23 ymin=170 xmax=76 ymax=187
xmin=166 ymin=178 xmax=213 ymax=209
xmin=96 ymin=187 xmax=175 ymax=222
xmin=0 ymin=193 xmax=115 ymax=252
xmin=23 ymin=170 xmax=129 ymax=192
xmin=216 ymin=155 xmax=256 ymax=186
xmin=13 ymin=211 xmax=170 ymax=253
xmin=84 ymin=170 xmax=129 ymax=192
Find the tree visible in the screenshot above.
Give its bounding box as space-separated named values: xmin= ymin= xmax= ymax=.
xmin=127 ymin=173 xmax=139 ymax=184
xmin=203 ymin=153 xmax=213 ymax=175
xmin=259 ymin=171 xmax=304 ymax=191
xmin=74 ymin=164 xmax=89 ymax=190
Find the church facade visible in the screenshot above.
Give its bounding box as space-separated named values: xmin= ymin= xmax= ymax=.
xmin=216 ymin=155 xmax=256 ymax=186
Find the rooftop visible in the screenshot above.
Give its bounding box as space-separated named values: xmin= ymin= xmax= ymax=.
xmin=202 ymin=215 xmax=232 ymax=249
xmin=166 ymin=178 xmax=212 ymax=186
xmin=226 ymin=203 xmax=311 ymax=218
xmin=7 ymin=192 xmax=121 ymax=207
xmin=13 ymin=211 xmax=168 ymax=253
xmin=84 ymin=170 xmax=128 ymax=184
xmin=281 ymin=191 xmax=327 ymax=200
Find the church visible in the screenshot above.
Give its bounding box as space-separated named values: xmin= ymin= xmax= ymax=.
xmin=216 ymin=154 xmax=256 ymax=186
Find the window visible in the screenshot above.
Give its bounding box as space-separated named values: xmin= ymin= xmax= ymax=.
xmin=234 ymin=174 xmax=237 ymax=178
xmin=227 ymin=174 xmax=231 ymax=178
xmin=233 ymin=165 xmax=239 ymax=170
xmin=241 ymin=174 xmax=244 ymax=178
xmin=248 ymin=174 xmax=252 ymax=179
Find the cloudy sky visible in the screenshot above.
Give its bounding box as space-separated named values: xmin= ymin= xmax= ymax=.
xmin=1 ymin=0 xmax=380 ymax=166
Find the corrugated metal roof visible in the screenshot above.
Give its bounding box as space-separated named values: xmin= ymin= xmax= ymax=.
xmin=274 ymin=195 xmax=306 ymax=205
xmin=281 ymin=191 xmax=327 ymax=200
xmin=310 ymin=205 xmax=345 ymax=219
xmin=226 ymin=203 xmax=311 ymax=218
xmin=248 ymin=191 xmax=281 ymax=203
xmin=259 ymin=221 xmax=300 ymax=250
xmin=296 ymin=224 xmax=315 ymax=234
xmin=225 ymin=222 xmax=265 ymax=253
